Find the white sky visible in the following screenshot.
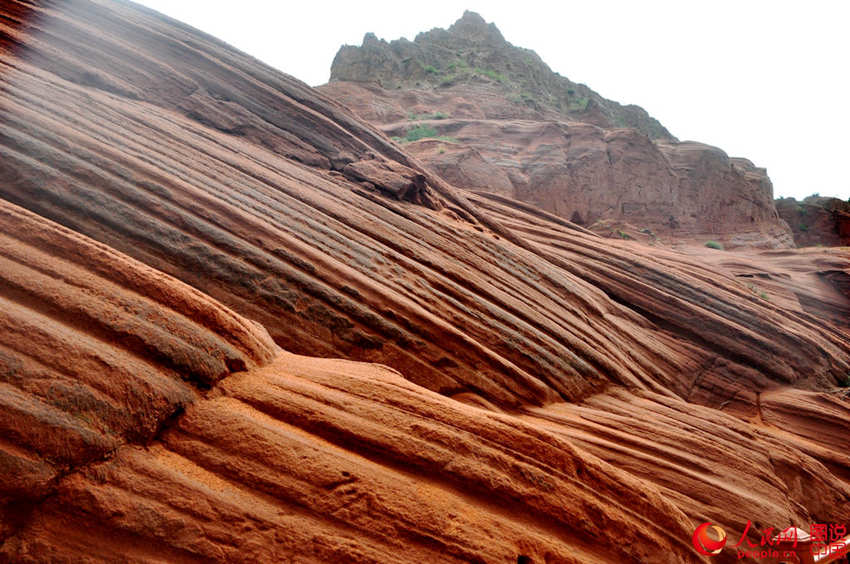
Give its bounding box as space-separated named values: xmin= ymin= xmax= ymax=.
xmin=136 ymin=0 xmax=849 ymax=201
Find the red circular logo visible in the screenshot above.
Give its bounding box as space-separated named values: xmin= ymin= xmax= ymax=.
xmin=693 ymin=522 xmax=727 ymax=556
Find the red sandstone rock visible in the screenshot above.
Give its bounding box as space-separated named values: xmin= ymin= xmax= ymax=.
xmin=776 ymin=196 xmax=850 ymax=247
xmin=319 ymin=13 xmax=794 ymax=249
xmin=0 ymin=2 xmax=848 ymax=563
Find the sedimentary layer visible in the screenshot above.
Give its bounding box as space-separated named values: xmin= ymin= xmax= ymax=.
xmin=0 ymin=2 xmax=848 ymax=563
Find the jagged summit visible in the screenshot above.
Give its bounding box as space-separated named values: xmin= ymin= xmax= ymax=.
xmin=322 ymin=12 xmax=796 ymax=248
xmin=445 ymin=10 xmax=504 ymax=43
xmin=330 ymin=11 xmax=673 ymax=140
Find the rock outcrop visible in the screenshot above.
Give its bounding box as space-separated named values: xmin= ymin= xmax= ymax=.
xmin=0 ymin=1 xmax=848 ymax=563
xmin=320 ymin=12 xmax=794 ymax=249
xmin=777 ymin=195 xmax=850 ymax=247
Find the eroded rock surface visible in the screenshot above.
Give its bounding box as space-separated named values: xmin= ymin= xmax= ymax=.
xmin=777 ymin=195 xmax=850 ymax=247
xmin=0 ymin=2 xmax=848 ymax=563
xmin=320 ymin=12 xmax=794 ymax=248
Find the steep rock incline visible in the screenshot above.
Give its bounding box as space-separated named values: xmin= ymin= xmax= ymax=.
xmin=0 ymin=1 xmax=849 ymax=562
xmin=0 ymin=0 xmax=752 ymax=409
xmin=320 ymin=13 xmax=793 ymax=248
xmin=523 ymin=387 xmax=850 ymax=548
xmin=468 ymin=191 xmax=849 ymax=412
xmin=4 ymin=353 xmax=705 ymax=564
xmin=1 ymin=0 xmax=842 ymax=409
xmin=0 ymin=204 xmax=703 ymax=563
xmin=691 ymin=246 xmax=850 ymax=330
xmin=776 ymin=196 xmax=850 ymax=247
xmin=0 ymin=199 xmax=277 ymax=541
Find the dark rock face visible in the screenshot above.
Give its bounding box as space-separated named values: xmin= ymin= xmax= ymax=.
xmin=0 ymin=2 xmax=849 ymax=563
xmin=322 ymin=12 xmax=795 ymax=248
xmin=777 ymin=196 xmax=850 ymax=247
xmin=330 ymin=10 xmax=673 ymax=140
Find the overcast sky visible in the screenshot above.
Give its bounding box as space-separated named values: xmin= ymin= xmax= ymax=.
xmin=137 ymin=0 xmax=849 ymax=201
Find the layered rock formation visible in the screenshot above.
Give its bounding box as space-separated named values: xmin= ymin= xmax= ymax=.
xmin=320 ymin=12 xmax=794 ymax=249
xmin=777 ymin=195 xmax=850 ymax=247
xmin=0 ymin=1 xmax=849 ymax=563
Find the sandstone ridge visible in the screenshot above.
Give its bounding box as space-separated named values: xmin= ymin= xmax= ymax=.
xmin=0 ymin=2 xmax=848 ymax=563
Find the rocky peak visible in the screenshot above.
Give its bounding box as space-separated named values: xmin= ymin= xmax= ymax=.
xmin=446 ymin=10 xmax=504 ymax=43
xmin=329 ymin=11 xmax=673 ymax=140
xmin=322 ymin=12 xmax=797 ymax=248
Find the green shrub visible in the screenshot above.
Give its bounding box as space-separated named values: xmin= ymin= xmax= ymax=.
xmin=439 ymin=75 xmax=457 ymax=87
xmin=705 ymin=240 xmax=724 ymax=250
xmin=799 ymin=224 xmax=809 ymax=232
xmin=404 ymin=124 xmax=439 ymax=142
xmin=423 ymin=64 xmax=439 ymax=74
xmin=568 ymin=96 xmax=589 ymax=112
xmin=398 ymin=126 xmax=456 ymax=144
xmin=474 ymin=67 xmax=506 ymax=82
xmin=447 ymin=59 xmax=468 ymax=73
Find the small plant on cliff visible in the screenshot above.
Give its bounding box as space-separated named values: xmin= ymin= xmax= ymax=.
xmin=423 ymin=64 xmax=439 ymax=74
xmin=474 ymin=67 xmax=506 ymax=82
xmin=399 ymin=125 xmax=456 ymax=144
xmin=446 ymin=59 xmax=469 ymax=73
xmin=404 ymin=124 xmax=439 ymax=142
xmin=568 ymin=96 xmax=590 ymax=112
xmin=745 ymin=282 xmax=769 ymax=301
xmin=799 ymin=223 xmax=809 ymax=232
xmin=705 ymin=240 xmax=724 ymax=250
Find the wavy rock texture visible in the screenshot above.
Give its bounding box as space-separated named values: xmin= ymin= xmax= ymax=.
xmin=0 ymin=1 xmax=849 ymax=563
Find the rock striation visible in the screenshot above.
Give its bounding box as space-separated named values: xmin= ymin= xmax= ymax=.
xmin=321 ymin=12 xmax=794 ymax=248
xmin=0 ymin=1 xmax=848 ymax=563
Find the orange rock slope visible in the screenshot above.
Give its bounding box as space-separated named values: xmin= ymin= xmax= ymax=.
xmin=0 ymin=1 xmax=848 ymax=563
